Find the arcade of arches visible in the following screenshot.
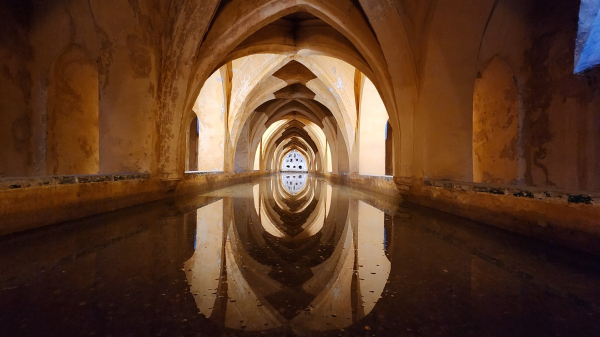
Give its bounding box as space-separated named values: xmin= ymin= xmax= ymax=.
xmin=2 ymin=0 xmax=600 ymax=258
xmin=2 ymin=0 xmax=600 ymax=333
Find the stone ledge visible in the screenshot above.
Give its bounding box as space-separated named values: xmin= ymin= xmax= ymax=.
xmin=355 ymin=174 xmax=394 ymax=181
xmin=183 ymin=171 xmax=224 ymax=178
xmin=0 ymin=173 xmax=150 ymax=191
xmin=409 ymin=182 xmax=600 ymax=256
xmin=182 ymin=171 xmax=267 ymax=181
xmin=423 ymin=179 xmax=600 ymax=206
xmin=177 ymin=171 xmax=271 ymax=197
xmin=316 ymin=172 xmax=399 ymax=198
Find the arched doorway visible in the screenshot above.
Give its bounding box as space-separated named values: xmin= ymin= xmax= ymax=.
xmin=385 ymin=122 xmax=394 ymax=176
xmin=187 ymin=117 xmax=199 ymax=172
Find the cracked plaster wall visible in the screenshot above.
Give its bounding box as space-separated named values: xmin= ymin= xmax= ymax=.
xmin=477 ymin=0 xmax=600 ymax=192
xmin=0 ymin=1 xmax=33 ymax=177
xmin=0 ymin=0 xmax=165 ymax=177
xmin=473 ymin=57 xmax=519 ymax=184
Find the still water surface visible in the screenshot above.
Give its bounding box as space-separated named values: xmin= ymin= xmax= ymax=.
xmin=1 ymin=174 xmax=600 ymax=336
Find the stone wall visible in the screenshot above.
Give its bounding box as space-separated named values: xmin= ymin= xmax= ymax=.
xmin=476 ymin=0 xmax=600 ymax=192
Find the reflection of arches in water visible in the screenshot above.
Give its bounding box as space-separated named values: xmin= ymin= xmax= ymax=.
xmin=183 ymin=176 xmax=392 ymax=332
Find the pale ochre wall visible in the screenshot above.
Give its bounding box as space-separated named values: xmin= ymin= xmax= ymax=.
xmin=359 ymin=78 xmax=388 ymax=176
xmin=194 ymin=71 xmax=225 ymax=171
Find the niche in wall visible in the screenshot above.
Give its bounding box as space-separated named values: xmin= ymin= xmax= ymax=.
xmin=385 ymin=122 xmax=394 ymax=176
xmin=194 ymin=70 xmax=226 ymax=172
xmin=47 ymin=47 xmax=99 ymax=175
xmin=186 ymin=117 xmax=199 ymax=171
xmin=473 ymin=57 xmax=520 ymax=184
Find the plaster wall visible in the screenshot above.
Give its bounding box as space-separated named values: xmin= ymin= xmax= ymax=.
xmin=473 ymin=57 xmax=519 ymax=184
xmin=47 ymin=47 xmax=99 ymax=175
xmin=359 ymin=78 xmax=388 ymax=176
xmin=415 ymin=0 xmax=496 ymax=181
xmin=477 ymin=0 xmax=600 ymax=192
xmin=520 ymin=0 xmax=600 ymax=192
xmin=0 ymin=0 xmax=162 ymax=177
xmin=194 ymin=71 xmax=226 ymax=171
xmin=89 ymin=0 xmax=157 ymax=174
xmin=0 ymin=2 xmax=32 ymax=177
xmin=336 ymin=125 xmax=350 ymax=174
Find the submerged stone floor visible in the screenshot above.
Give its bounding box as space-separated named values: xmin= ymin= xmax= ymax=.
xmin=1 ymin=174 xmax=600 ymax=336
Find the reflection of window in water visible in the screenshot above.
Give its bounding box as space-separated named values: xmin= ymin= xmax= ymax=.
xmin=282 ymin=173 xmax=307 ymax=194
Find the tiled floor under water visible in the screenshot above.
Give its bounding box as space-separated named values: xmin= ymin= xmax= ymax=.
xmin=1 ymin=174 xmax=600 ymax=336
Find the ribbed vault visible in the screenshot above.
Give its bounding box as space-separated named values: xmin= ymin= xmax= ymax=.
xmin=168 ymin=0 xmax=416 ymax=178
